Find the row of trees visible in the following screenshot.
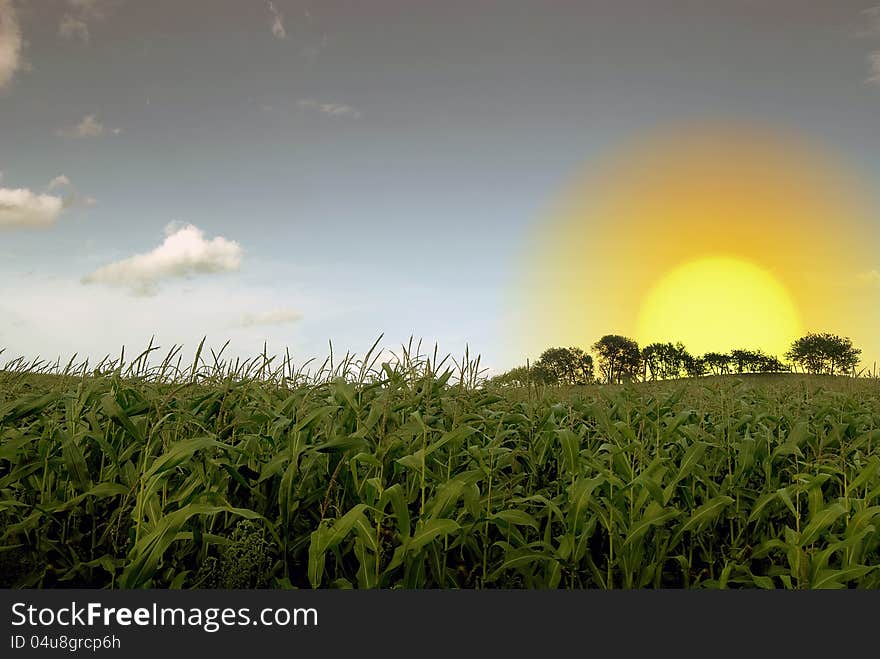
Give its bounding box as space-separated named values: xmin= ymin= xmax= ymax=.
xmin=492 ymin=332 xmax=862 ymax=386
xmin=784 ymin=332 xmax=861 ymax=376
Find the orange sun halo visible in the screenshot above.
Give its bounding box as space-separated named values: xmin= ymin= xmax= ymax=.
xmin=511 ymin=123 xmax=879 ymax=368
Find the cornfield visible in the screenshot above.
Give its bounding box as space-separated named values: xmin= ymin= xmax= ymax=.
xmin=1 ymin=341 xmax=879 ymax=589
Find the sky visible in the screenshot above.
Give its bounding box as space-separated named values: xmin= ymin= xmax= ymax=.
xmin=2 ymin=1 xmax=880 ymax=374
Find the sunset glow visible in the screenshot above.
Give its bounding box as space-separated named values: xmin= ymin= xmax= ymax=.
xmin=636 ymin=257 xmax=802 ymax=356
xmin=516 ymin=124 xmax=879 ymax=365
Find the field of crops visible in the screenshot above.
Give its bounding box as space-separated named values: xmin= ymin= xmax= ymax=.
xmin=1 ymin=348 xmax=879 ymax=589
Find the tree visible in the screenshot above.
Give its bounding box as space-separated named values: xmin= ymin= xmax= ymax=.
xmin=593 ymin=334 xmax=640 ymax=384
xmin=529 ymin=361 xmax=555 ymax=385
xmin=488 ymin=365 xmax=537 ymax=387
xmin=641 ymin=343 xmax=664 ymax=381
xmin=755 ymin=354 xmax=788 ymax=373
xmin=703 ymin=352 xmax=731 ymax=376
xmin=785 ymin=335 xmax=825 ymax=374
xmin=729 ymin=349 xmax=757 ymax=374
xmin=492 ymin=347 xmax=595 ymax=387
xmin=642 ymin=341 xmax=692 ymax=380
xmin=534 ymin=346 xmax=594 ymax=385
xmin=785 ymin=333 xmax=861 ymax=375
xmin=726 ymin=348 xmax=790 ymax=374
xmin=563 ymin=346 xmax=595 ymax=384
xmin=681 ymin=352 xmax=707 ymax=378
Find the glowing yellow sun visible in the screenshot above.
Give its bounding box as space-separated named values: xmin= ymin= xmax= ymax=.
xmin=512 ymin=124 xmax=880 ymax=369
xmin=636 ymin=257 xmax=803 ymax=356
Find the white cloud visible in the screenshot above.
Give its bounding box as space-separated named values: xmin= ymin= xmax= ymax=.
xmin=48 ymin=175 xmax=72 ymax=190
xmin=0 ymin=188 xmax=65 ymax=229
xmin=0 ymin=0 xmax=22 ymax=89
xmin=58 ymin=15 xmax=89 ymax=42
xmin=45 ymin=174 xmax=96 ymax=208
xmin=57 ymin=114 xmax=120 ymax=139
xmin=0 ymin=266 xmax=501 ymax=376
xmin=863 ymin=6 xmax=880 ymax=37
xmin=58 ymin=0 xmax=107 ymax=43
xmin=858 ymin=269 xmax=880 ymax=286
xmin=869 ymin=52 xmax=880 ymax=84
xmin=62 ymin=192 xmax=96 ymax=210
xmin=0 ymin=273 xmax=317 ymax=369
xmin=82 ymin=223 xmax=243 ymax=295
xmin=298 ymin=98 xmax=361 ymax=119
xmin=268 ymin=2 xmax=286 ymax=39
xmin=57 ymin=114 xmax=113 ymax=138
xmin=238 ymin=308 xmax=302 ymax=328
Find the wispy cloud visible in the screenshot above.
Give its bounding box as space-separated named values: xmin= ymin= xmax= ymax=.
xmin=298 ymin=98 xmax=362 ymax=119
xmin=57 ymin=114 xmax=120 ymax=138
xmin=48 ymin=175 xmax=72 ymax=190
xmin=0 ymin=0 xmax=22 ymax=89
xmin=858 ymin=269 xmax=880 ymax=286
xmin=869 ymin=52 xmax=880 ymax=84
xmin=862 ymin=6 xmax=880 ymax=37
xmin=268 ymin=2 xmax=286 ymax=39
xmin=82 ymin=223 xmax=243 ymax=296
xmin=0 ymin=187 xmax=65 ymax=229
xmin=46 ymin=174 xmax=96 ymax=208
xmin=238 ymin=308 xmax=302 ymax=328
xmin=1 ymin=274 xmax=312 ymax=366
xmin=863 ymin=7 xmax=880 ymax=83
xmin=59 ymin=14 xmax=90 ymax=42
xmin=58 ymin=0 xmax=108 ymax=43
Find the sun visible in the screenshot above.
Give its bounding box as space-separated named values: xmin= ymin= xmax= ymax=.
xmin=636 ymin=257 xmax=802 ymax=356
xmin=511 ymin=124 xmax=880 ymax=368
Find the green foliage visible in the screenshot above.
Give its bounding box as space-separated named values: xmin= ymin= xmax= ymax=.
xmin=786 ymin=333 xmax=862 ymax=376
xmin=194 ymin=520 xmax=274 ymax=588
xmin=593 ymin=335 xmax=641 ymax=384
xmin=535 ymin=347 xmax=594 ymax=385
xmin=703 ymin=352 xmax=731 ymax=375
xmin=492 ymin=332 xmax=850 ymax=387
xmin=488 ymin=365 xmax=539 ymax=388
xmin=642 ymin=342 xmax=696 ymax=380
xmin=490 ymin=346 xmax=593 ymax=387
xmin=681 ymin=352 xmax=707 ymax=378
xmin=1 ymin=346 xmax=879 ymax=589
xmin=728 ymin=349 xmax=789 ymax=375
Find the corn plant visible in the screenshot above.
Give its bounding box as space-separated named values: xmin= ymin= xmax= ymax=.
xmin=1 ymin=342 xmax=878 ymax=588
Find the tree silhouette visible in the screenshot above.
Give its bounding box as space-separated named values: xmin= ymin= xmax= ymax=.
xmin=703 ymin=352 xmax=731 ymax=376
xmin=533 ymin=346 xmax=594 ymax=385
xmin=681 ymin=352 xmax=707 ymax=377
xmin=489 ymin=365 xmax=543 ymax=387
xmin=642 ymin=342 xmax=692 ymax=380
xmin=785 ymin=333 xmax=861 ymax=375
xmin=593 ymin=334 xmax=640 ymax=384
xmin=729 ymin=349 xmax=754 ymax=374
xmin=724 ymin=349 xmax=789 ymax=374
xmin=490 ymin=347 xmax=593 ymax=387
xmin=754 ymin=353 xmax=788 ymax=373
xmin=491 ymin=330 xmax=862 ymax=390
xmin=641 ymin=343 xmax=663 ymax=381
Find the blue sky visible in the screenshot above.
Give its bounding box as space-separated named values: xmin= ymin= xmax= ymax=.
xmin=2 ymin=1 xmax=880 ymax=373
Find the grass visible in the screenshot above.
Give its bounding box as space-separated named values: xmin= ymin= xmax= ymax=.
xmin=1 ymin=341 xmax=879 ymax=589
